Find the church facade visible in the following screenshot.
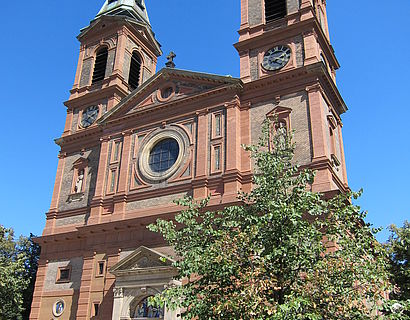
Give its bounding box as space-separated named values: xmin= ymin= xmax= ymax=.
xmin=31 ymin=0 xmax=349 ymax=319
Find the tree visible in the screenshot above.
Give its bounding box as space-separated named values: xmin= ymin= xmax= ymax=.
xmin=18 ymin=234 xmax=41 ymax=320
xmin=386 ymin=221 xmax=409 ymax=301
xmin=149 ymin=120 xmax=395 ymax=319
xmin=382 ymin=221 xmax=410 ymax=317
xmin=0 ymin=226 xmax=40 ymax=320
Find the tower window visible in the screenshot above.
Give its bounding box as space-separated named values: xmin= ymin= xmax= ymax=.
xmin=128 ymin=52 xmax=142 ymax=90
xmin=56 ymin=267 xmax=71 ymax=283
xmin=92 ymin=47 xmax=108 ymax=83
xmin=98 ymin=261 xmax=105 ymax=275
xmin=265 ymin=0 xmax=287 ymax=23
xmin=93 ymin=303 xmax=100 ymax=316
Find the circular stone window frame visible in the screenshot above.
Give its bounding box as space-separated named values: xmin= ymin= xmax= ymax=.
xmin=156 ymin=83 xmax=176 ymax=103
xmin=138 ymin=127 xmax=188 ymax=183
xmin=52 ymin=299 xmax=66 ymax=317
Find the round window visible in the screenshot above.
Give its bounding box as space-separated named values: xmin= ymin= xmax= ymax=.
xmin=52 ymin=300 xmax=65 ymax=317
xmin=148 ymin=138 xmax=180 ymax=173
xmin=138 ymin=128 xmax=187 ymax=182
xmin=161 ymin=87 xmax=173 ymax=99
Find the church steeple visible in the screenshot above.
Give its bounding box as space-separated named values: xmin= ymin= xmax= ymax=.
xmin=95 ymin=0 xmax=151 ymax=25
xmin=62 ymin=0 xmax=162 ymax=137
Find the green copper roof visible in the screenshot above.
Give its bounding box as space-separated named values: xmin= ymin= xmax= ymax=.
xmin=96 ymin=0 xmax=150 ymax=25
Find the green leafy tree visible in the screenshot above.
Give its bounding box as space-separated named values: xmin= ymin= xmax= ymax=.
xmin=382 ymin=221 xmax=410 ymax=318
xmin=18 ymin=234 xmax=40 ymax=320
xmin=386 ymin=221 xmax=409 ymax=301
xmin=0 ymin=226 xmax=40 ymax=320
xmin=149 ymin=121 xmax=395 ymax=319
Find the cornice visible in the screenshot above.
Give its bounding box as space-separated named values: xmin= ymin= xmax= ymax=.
xmin=309 ymin=63 xmax=348 ymax=114
xmin=46 ymin=207 xmax=88 ymax=220
xmin=302 ymin=158 xmax=350 ymax=193
xmin=242 ymin=63 xmax=347 ymax=115
xmin=101 ymin=83 xmax=242 ymax=131
xmin=55 ymin=126 xmax=103 ymax=148
xmin=96 ymin=68 xmax=242 ymax=126
xmin=66 ymin=79 xmax=129 ymax=108
xmin=235 ymin=17 xmax=339 ymax=71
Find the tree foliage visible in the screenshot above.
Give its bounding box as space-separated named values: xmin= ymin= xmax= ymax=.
xmin=149 ymin=120 xmax=398 ymax=319
xmin=386 ymin=221 xmax=409 ymax=301
xmin=382 ymin=221 xmax=410 ymax=317
xmin=0 ymin=226 xmax=40 ymax=320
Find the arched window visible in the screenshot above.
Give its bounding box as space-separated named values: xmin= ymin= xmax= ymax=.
xmin=265 ymin=0 xmax=287 ymax=23
xmin=128 ymin=51 xmax=142 ymax=90
xmin=132 ymin=296 xmax=164 ymax=319
xmin=92 ymin=47 xmax=108 ymax=83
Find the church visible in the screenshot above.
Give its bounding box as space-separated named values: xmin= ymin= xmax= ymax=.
xmin=30 ymin=0 xmax=349 ymax=319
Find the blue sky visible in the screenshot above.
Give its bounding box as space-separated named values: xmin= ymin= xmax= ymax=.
xmin=0 ymin=1 xmax=408 ymax=241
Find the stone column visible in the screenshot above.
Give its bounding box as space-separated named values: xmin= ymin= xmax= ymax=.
xmin=112 ymin=287 xmax=124 ymax=320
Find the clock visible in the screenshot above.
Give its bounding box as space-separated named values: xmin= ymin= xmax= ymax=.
xmin=81 ymin=105 xmax=99 ymax=128
xmin=262 ymin=45 xmax=291 ymax=71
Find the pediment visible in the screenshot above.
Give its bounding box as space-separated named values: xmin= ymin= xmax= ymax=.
xmin=72 ymin=157 xmax=88 ymax=168
xmin=110 ymin=246 xmax=175 ymax=276
xmin=78 ymin=17 xmax=160 ymax=55
xmin=266 ymin=106 xmax=292 ymax=118
xmin=98 ymin=68 xmax=242 ymax=125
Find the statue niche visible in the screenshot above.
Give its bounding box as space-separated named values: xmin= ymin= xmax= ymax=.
xmin=132 ymin=296 xmax=164 ymax=319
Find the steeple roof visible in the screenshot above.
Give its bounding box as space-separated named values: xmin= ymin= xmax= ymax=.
xmin=95 ymin=0 xmax=150 ymax=25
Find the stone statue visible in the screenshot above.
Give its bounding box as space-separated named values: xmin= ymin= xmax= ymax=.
xmin=75 ymin=169 xmax=84 ymax=193
xmin=277 ymin=121 xmax=287 ymax=148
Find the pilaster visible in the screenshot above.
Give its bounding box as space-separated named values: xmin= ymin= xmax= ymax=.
xmin=75 ymin=254 xmax=94 ymax=320
xmin=49 ymin=153 xmax=66 ymax=212
xmin=303 ymin=30 xmax=320 ymax=65
xmin=193 ymin=110 xmax=209 ymax=198
xmin=89 ymin=138 xmax=110 ymax=224
xmin=223 ymin=98 xmax=243 ymax=195
xmin=62 ymin=108 xmax=74 ymax=136
xmin=306 ymin=84 xmax=328 ymax=161
xmin=113 ymin=29 xmax=127 ymax=76
xmin=337 ymin=124 xmax=348 ymax=187
xmin=73 ymin=45 xmax=86 ymax=89
xmin=114 ymin=131 xmax=133 ymax=214
xmin=29 ymin=259 xmax=48 ymax=320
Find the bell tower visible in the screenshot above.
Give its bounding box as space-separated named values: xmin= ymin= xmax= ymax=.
xmin=63 ymin=0 xmax=162 ymax=137
xmin=235 ymin=0 xmax=337 ymax=83
xmin=235 ymin=0 xmax=349 ymax=194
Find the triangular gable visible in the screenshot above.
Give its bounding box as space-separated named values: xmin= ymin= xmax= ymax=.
xmin=78 ymin=16 xmax=161 ymax=56
xmin=98 ymin=68 xmax=242 ymax=125
xmin=266 ymin=106 xmax=292 ymax=118
xmin=110 ymin=246 xmax=175 ymax=276
xmin=72 ymin=157 xmax=88 ymax=168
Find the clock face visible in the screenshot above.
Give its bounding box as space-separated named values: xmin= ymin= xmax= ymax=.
xmin=81 ymin=105 xmax=99 ymax=128
xmin=262 ymin=45 xmax=291 ymax=71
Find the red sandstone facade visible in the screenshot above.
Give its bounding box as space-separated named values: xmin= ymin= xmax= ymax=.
xmin=31 ymin=0 xmax=349 ymax=319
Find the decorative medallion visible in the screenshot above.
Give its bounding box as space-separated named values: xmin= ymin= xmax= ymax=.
xmin=52 ymin=300 xmax=65 ymax=317
xmin=261 ymin=45 xmax=291 ymax=71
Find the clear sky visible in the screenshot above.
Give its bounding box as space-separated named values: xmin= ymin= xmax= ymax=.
xmin=0 ymin=1 xmax=408 ymax=241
